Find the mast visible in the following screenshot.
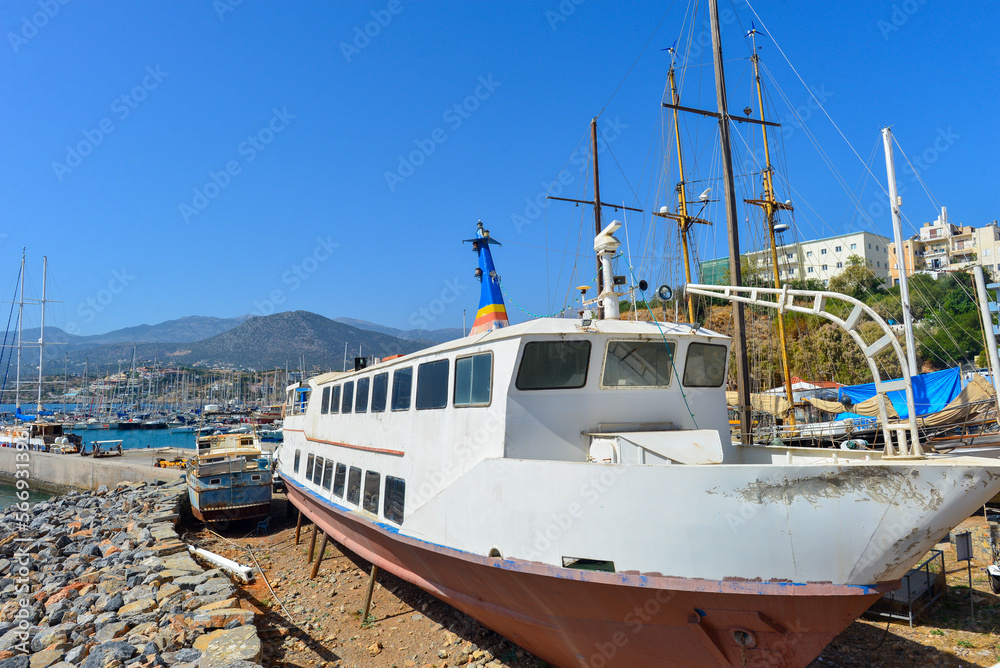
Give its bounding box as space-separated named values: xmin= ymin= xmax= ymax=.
xmin=882 ymin=127 xmax=918 ymax=376
xmin=15 ymin=249 xmax=24 ymax=414
xmin=36 ymin=255 xmax=47 ymax=414
xmin=710 ymin=0 xmax=752 ymax=442
xmin=546 ymin=123 xmax=642 ymax=320
xmin=591 ymin=119 xmax=604 ymax=318
xmin=653 ymin=57 xmax=712 ymax=323
xmin=744 ymin=28 xmax=796 ymax=424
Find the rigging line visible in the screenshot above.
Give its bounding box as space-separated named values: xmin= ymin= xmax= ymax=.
xmin=758 ymin=60 xmax=886 ymax=232
xmin=597 ymin=125 xmax=643 ymax=209
xmin=891 ymin=135 xmax=944 ymax=218
xmin=745 ymin=1 xmax=893 ymax=195
xmin=550 ymin=133 xmax=592 ymax=311
xmin=597 ymin=1 xmax=678 ymax=118
xmin=845 ymin=139 xmax=881 ymax=233
xmin=627 ymin=268 xmax=699 ymax=428
xmin=0 ymin=265 xmax=22 ymax=402
xmin=495 ymin=236 xmax=677 ymax=262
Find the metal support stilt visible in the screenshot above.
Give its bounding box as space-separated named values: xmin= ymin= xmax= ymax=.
xmin=307 ymin=523 xmax=317 ymax=563
xmin=294 ymin=511 xmax=303 ymax=545
xmin=361 ymin=564 xmax=379 ymax=625
xmin=310 ymin=532 xmax=328 ymax=580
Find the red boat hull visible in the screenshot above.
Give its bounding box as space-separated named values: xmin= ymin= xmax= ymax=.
xmin=287 ymin=480 xmax=891 ymax=667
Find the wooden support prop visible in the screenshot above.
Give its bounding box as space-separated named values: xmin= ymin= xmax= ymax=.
xmin=294 ymin=511 xmax=303 ymax=545
xmin=307 ymin=523 xmax=318 ymax=563
xmin=361 ymin=564 xmax=379 ymax=625
xmin=310 ymin=532 xmax=328 ymax=580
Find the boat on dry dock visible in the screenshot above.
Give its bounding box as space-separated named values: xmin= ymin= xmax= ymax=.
xmin=276 ymin=219 xmax=1000 ymax=667
xmin=186 ymin=429 xmax=272 ymax=525
xmin=276 ymin=5 xmax=1000 ymax=664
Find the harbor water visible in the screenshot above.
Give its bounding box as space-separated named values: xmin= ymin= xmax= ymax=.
xmin=0 ymin=482 xmax=51 ymax=509
xmin=70 ymin=427 xmax=197 ymax=452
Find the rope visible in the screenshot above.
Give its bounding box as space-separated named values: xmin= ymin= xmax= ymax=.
xmin=0 ymin=264 xmax=22 ymax=404
xmin=496 ymin=273 xmax=585 ymax=319
xmin=597 ymin=1 xmax=678 ymax=118
xmin=625 ymin=265 xmax=700 ymax=428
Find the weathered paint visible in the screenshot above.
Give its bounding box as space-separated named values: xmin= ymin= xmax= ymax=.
xmin=287 ymin=478 xmax=886 ymax=668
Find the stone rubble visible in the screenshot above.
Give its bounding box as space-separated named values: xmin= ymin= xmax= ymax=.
xmin=0 ymin=480 xmax=262 ymax=668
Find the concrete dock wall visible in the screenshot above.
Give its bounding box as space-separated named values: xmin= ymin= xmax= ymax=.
xmin=0 ymin=446 xmax=183 ymax=491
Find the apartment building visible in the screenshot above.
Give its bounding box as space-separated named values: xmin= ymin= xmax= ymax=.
xmin=700 ymin=230 xmax=891 ymax=286
xmin=887 ymin=207 xmax=1000 ymax=286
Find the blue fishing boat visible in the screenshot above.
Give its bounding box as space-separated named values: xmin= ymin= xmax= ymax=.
xmin=186 ymin=431 xmax=272 ymax=524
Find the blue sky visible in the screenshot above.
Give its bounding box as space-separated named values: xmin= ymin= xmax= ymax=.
xmin=1 ymin=1 xmax=997 ymax=337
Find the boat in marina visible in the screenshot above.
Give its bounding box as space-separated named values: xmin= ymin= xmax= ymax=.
xmin=186 ymin=429 xmax=272 ymax=524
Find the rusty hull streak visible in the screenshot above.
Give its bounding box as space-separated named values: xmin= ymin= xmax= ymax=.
xmin=723 ymin=466 xmax=944 ymax=511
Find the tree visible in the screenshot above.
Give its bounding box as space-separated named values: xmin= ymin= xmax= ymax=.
xmin=827 ymin=254 xmax=884 ymax=300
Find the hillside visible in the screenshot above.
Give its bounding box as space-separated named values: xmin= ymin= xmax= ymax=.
xmin=332 ymin=317 xmax=463 ymax=344
xmin=7 ymin=311 xmax=442 ymax=373
xmin=168 ymin=311 xmax=426 ymax=370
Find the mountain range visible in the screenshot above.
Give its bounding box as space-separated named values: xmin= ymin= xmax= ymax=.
xmin=2 ymin=313 xmax=462 ymax=372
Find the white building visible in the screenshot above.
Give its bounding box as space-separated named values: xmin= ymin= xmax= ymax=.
xmin=701 ymin=231 xmax=891 ymax=286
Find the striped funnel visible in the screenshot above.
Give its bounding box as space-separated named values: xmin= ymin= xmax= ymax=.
xmin=466 ymin=221 xmax=509 ymax=335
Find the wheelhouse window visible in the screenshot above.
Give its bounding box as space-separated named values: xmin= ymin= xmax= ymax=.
xmin=330 ymin=385 xmax=341 ymax=414
xmin=391 ymin=367 xmax=413 ymax=411
xmin=384 ymin=476 xmax=405 ymax=525
xmin=601 ymin=341 xmax=676 ymax=388
xmin=342 ymin=381 xmax=354 ymax=414
xmin=313 ymin=456 xmax=324 ymax=485
xmin=516 ymin=341 xmax=591 ymax=390
xmin=321 ymin=386 xmax=330 ymax=414
xmin=293 ymin=450 xmax=301 ymax=473
xmin=454 ymin=353 xmax=492 ymax=406
xmin=371 ymin=372 xmax=388 ymax=412
xmin=363 ymin=471 xmax=380 ymax=514
xmin=416 ymin=360 xmax=449 ymax=410
xmin=322 ymin=459 xmax=334 ymax=490
xmin=355 ymin=377 xmax=370 ymax=413
xmin=682 ymin=343 xmax=728 ymax=388
xmin=347 ymin=466 xmax=362 ymax=505
xmin=333 ymin=463 xmax=346 ymax=498
xmin=306 ymin=454 xmax=315 ymax=482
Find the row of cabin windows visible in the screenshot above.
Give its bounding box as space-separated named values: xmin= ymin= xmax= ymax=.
xmin=293 ymin=449 xmax=405 ymax=525
xmin=515 ymin=340 xmax=728 ymax=390
xmin=315 ymin=341 xmax=726 ymax=417
xmin=320 ymin=352 xmax=493 ymax=415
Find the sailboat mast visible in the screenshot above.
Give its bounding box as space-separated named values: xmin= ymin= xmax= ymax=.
xmin=709 ymin=0 xmax=752 ymax=442
xmin=747 ymin=37 xmax=796 ymax=423
xmin=591 ymin=118 xmax=605 ymax=318
xmin=882 ymin=127 xmax=918 ymax=376
xmin=669 ymin=66 xmax=696 ymax=323
xmin=36 ymin=255 xmax=47 ymax=414
xmin=15 ymin=249 xmax=24 ymax=413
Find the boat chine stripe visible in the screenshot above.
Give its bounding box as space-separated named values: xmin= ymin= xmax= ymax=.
xmin=285 ymin=428 xmax=405 ymax=456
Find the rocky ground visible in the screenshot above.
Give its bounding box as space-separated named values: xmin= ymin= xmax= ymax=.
xmin=0 ymin=480 xmax=264 ymax=668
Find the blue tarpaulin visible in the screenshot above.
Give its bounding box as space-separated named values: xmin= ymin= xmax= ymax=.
xmin=837 ymin=367 xmax=962 ymax=420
